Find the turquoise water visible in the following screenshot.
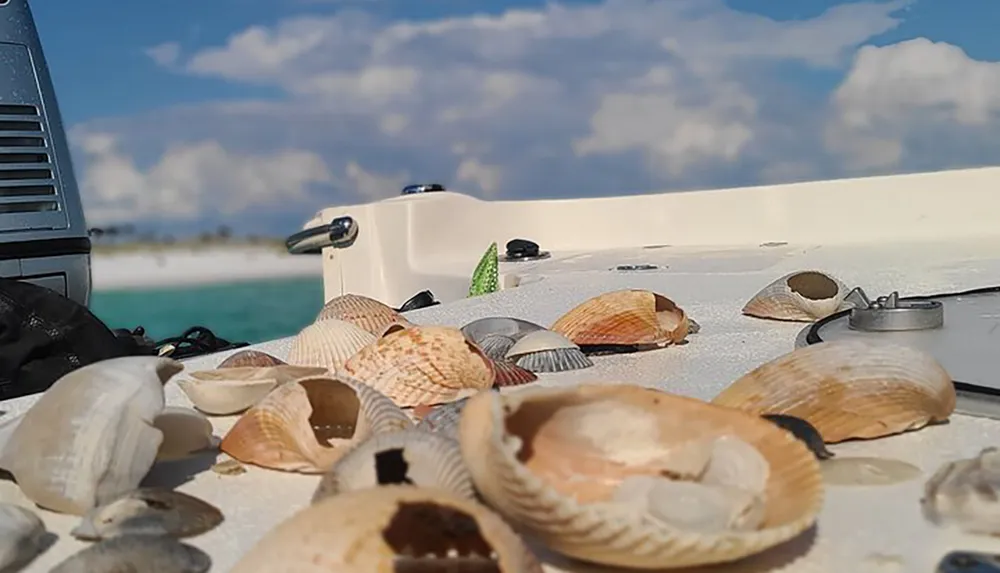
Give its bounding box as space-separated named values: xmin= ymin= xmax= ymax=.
xmin=90 ymin=276 xmax=324 ymax=344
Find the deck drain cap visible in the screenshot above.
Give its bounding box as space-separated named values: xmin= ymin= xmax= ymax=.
xmin=846 ymin=287 xmax=944 ymax=332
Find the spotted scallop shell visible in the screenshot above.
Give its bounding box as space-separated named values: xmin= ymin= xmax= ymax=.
xmin=712 ymin=340 xmax=955 ymax=443
xmin=312 ymin=429 xmax=475 ymax=502
xmin=341 ymin=325 xmax=496 ymax=408
xmin=550 ymin=289 xmax=690 ymax=350
xmin=505 ymin=329 xmax=593 ymax=373
xmin=316 ymin=293 xmax=413 ymax=336
xmin=457 ymin=384 xmax=823 ymax=569
xmin=286 ymin=319 xmax=377 ymax=371
xmin=742 ymin=271 xmax=849 ymax=322
xmin=220 ymin=375 xmax=412 ymax=473
xmin=229 ymin=486 xmax=543 ymax=573
xmin=176 ymin=365 xmax=326 ymax=416
xmin=218 ymin=350 xmax=286 ymax=368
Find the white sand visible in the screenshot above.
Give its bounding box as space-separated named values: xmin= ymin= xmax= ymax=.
xmin=91 ymin=246 xmax=323 ymax=291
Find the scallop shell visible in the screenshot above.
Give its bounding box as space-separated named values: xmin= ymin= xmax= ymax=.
xmin=461 ymin=317 xmax=545 ymax=350
xmin=316 ymin=293 xmax=413 ymax=336
xmin=379 ymin=320 xmax=411 ymax=338
xmin=220 ymin=375 xmax=412 ymax=473
xmin=0 ymin=503 xmax=48 ymax=572
xmin=477 ymin=333 xmax=517 ymax=361
xmin=218 ymin=349 xmax=286 ymax=368
xmin=0 ymin=356 xmax=183 ymax=515
xmin=286 ymin=319 xmax=377 ymax=371
xmin=341 ymin=325 xmax=495 ymax=408
xmin=71 ymin=487 xmax=224 ymax=540
xmin=312 ymin=429 xmax=475 ymax=502
xmin=550 ymin=289 xmax=690 ymax=348
xmin=506 ymin=329 xmax=594 ymax=372
xmin=414 ymin=389 xmax=500 ymax=439
xmin=712 ymin=340 xmax=956 ymax=443
xmin=742 ymin=271 xmax=849 ymax=322
xmin=922 ymin=447 xmax=1000 ymax=535
xmin=457 ymin=384 xmax=823 ymax=568
xmin=153 ymin=407 xmax=219 ymax=461
xmin=176 ymin=365 xmax=327 ymax=416
xmin=50 ymin=535 xmax=211 ymax=573
xmin=229 ymin=485 xmax=543 ymax=573
xmin=489 ymin=358 xmax=538 ymax=387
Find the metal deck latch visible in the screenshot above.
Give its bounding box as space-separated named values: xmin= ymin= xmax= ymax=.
xmin=846 ymin=287 xmax=944 ymax=332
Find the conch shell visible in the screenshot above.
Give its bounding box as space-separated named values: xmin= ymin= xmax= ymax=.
xmin=176 ymin=365 xmax=326 ymax=416
xmin=0 ymin=357 xmax=183 ymax=515
xmin=230 ymin=485 xmax=543 ymax=573
xmin=341 ymin=325 xmax=495 ymax=408
xmin=550 ymin=289 xmax=689 ymax=349
xmin=316 ymin=293 xmax=413 ymax=336
xmin=220 ymin=375 xmax=411 ymax=473
xmin=712 ymin=340 xmax=955 ymax=443
xmin=457 ymin=384 xmax=823 ymax=568
xmin=742 ymin=271 xmax=849 ymax=322
xmin=286 ymin=319 xmax=376 ymax=371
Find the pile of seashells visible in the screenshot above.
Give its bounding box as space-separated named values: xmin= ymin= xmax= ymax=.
xmin=0 ymin=270 xmax=994 ymax=572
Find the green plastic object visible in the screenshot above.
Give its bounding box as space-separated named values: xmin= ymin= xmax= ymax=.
xmin=468 ymin=242 xmax=499 ymax=297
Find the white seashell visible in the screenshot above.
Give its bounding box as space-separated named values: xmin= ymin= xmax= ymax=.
xmin=0 ymin=356 xmax=183 ymax=515
xmin=176 ymin=365 xmax=327 ymax=416
xmin=612 ymin=475 xmax=766 ymax=532
xmin=701 ymin=435 xmax=771 ymax=495
xmin=742 ymin=270 xmax=849 ymax=322
xmin=505 ymin=329 xmax=593 ymax=373
xmin=0 ymin=503 xmax=48 ymax=572
xmin=287 ymin=319 xmax=377 ymax=371
xmin=922 ymin=447 xmax=1000 ymax=535
xmin=505 ymin=329 xmax=578 ymax=357
xmin=153 ymin=407 xmax=219 ymax=462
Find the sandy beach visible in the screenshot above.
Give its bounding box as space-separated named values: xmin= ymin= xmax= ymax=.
xmin=91 ymin=246 xmax=324 ymax=291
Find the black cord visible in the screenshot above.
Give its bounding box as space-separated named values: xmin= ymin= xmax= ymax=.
xmin=153 ymin=325 xmax=249 ymax=360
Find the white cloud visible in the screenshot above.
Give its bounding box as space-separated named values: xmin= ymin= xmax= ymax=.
xmin=144 ymin=42 xmax=181 ymax=67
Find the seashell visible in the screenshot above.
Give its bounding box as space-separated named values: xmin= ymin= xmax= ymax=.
xmin=286 ymin=319 xmax=377 ymax=371
xmin=742 ymin=270 xmax=849 ymax=322
xmin=457 ymin=384 xmax=823 ymax=568
xmin=712 ymin=340 xmax=956 ymax=443
xmin=221 ymin=375 xmax=412 ymax=473
xmin=218 ymin=349 xmax=286 ymax=368
xmin=922 ymin=447 xmax=1000 ymax=535
xmin=316 ymin=293 xmax=412 ymax=336
xmin=379 ymin=320 xmax=411 ymax=338
xmin=176 ymin=365 xmax=327 ymax=416
xmin=229 ymin=485 xmax=543 ymax=573
xmin=71 ymin=487 xmax=224 ymax=541
xmin=461 ymin=317 xmax=545 ymax=346
xmin=153 ymin=407 xmax=218 ymax=461
xmin=550 ymin=289 xmax=690 ymax=349
xmin=0 ymin=356 xmax=183 ymax=515
xmin=0 ymin=503 xmax=48 ymax=572
xmin=341 ymin=325 xmax=495 ymax=408
xmin=477 ymin=333 xmax=517 ymax=361
xmin=414 ymin=390 xmax=499 ymax=440
xmin=761 ymin=414 xmax=834 ymax=460
xmin=612 ymin=475 xmax=766 ymax=533
xmin=505 ymin=329 xmax=594 ymax=373
xmin=489 ymin=358 xmax=538 ymax=387
xmin=822 ymin=457 xmax=921 ymax=486
xmin=50 ymin=534 xmax=211 ymax=573
xmin=312 ymin=429 xmax=475 ymax=503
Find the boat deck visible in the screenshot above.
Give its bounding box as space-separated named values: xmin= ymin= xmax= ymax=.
xmin=4 ymin=238 xmax=1000 ymax=571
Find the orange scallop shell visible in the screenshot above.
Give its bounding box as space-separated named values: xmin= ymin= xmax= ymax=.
xmin=550 ymin=289 xmax=689 ymax=347
xmin=316 ymin=293 xmax=413 ymax=336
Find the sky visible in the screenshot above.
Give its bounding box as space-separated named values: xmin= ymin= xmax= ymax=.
xmin=28 ymin=0 xmax=1000 ymax=236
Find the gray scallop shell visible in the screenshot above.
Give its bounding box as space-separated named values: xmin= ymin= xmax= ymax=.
xmin=461 ymin=317 xmax=545 ymax=345
xmin=414 ymin=388 xmax=498 ymax=439
xmin=50 ymin=535 xmax=211 ymax=573
xmin=506 ymin=330 xmax=594 ymax=373
xmin=477 ymin=333 xmax=517 ymax=361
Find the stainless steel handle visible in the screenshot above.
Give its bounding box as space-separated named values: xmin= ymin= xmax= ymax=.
xmin=285 ymin=216 xmax=358 ymax=255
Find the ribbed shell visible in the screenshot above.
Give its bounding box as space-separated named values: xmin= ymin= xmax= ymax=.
xmin=312 ymin=429 xmax=475 ymax=502
xmin=286 ymin=319 xmax=376 ymax=371
xmin=220 ymin=375 xmax=412 ymax=473
xmin=177 ymin=365 xmax=326 ymax=416
xmin=341 ymin=326 xmax=496 ymax=408
xmin=218 ymin=350 xmax=286 ymax=368
xmin=0 ymin=503 xmax=47 ymax=572
xmin=551 ymin=289 xmax=690 ymax=347
xmin=415 ymin=397 xmax=475 ymax=440
xmin=742 ymin=271 xmax=849 ymax=322
xmin=712 ymin=340 xmax=956 ymax=443
xmin=506 ymin=330 xmax=593 ymax=373
xmin=230 ymin=486 xmax=544 ymax=573
xmin=490 ymin=358 xmax=537 ymax=387
xmin=316 ymin=293 xmax=412 ymax=336
xmin=461 ymin=317 xmax=545 ymax=346
xmin=457 ymin=384 xmax=824 ymax=569
xmin=477 ymin=334 xmax=517 ymax=361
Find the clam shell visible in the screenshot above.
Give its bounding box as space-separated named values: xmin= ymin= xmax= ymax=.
xmin=176 ymin=365 xmax=327 ymax=416
xmin=50 ymin=534 xmax=211 ymax=573
xmin=218 ymin=349 xmax=286 ymax=368
xmin=742 ymin=271 xmax=849 ymax=322
xmin=71 ymin=487 xmax=224 ymax=540
xmin=0 ymin=503 xmax=48 ymax=572
xmin=457 ymin=384 xmax=823 ymax=568
xmin=490 ymin=358 xmax=538 ymax=387
xmin=0 ymin=357 xmax=183 ymax=515
xmin=461 ymin=317 xmax=545 ymax=346
xmin=712 ymin=340 xmax=956 ymax=443
xmin=550 ymin=289 xmax=690 ymax=348
xmin=316 ymin=293 xmax=412 ymax=336
xmin=922 ymin=447 xmax=1000 ymax=534
xmin=286 ymin=319 xmax=377 ymax=371
xmin=153 ymin=407 xmax=219 ymax=461
xmin=477 ymin=333 xmax=517 ymax=361
xmin=506 ymin=330 xmax=593 ymax=372
xmin=220 ymin=375 xmax=412 ymax=473
xmin=341 ymin=325 xmax=496 ymax=408
xmin=312 ymin=429 xmax=475 ymax=502
xmin=229 ymin=485 xmax=543 ymax=573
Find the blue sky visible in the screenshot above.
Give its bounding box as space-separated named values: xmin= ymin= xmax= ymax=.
xmin=27 ymin=0 xmax=1000 ymax=235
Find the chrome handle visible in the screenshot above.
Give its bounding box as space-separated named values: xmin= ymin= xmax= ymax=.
xmin=285 ymin=216 xmax=358 ymax=255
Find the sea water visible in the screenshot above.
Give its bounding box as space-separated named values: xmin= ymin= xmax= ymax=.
xmin=90 ymin=276 xmax=324 ymax=345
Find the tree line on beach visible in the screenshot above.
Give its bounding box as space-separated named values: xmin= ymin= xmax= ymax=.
xmin=88 ymin=224 xmax=284 ymax=251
